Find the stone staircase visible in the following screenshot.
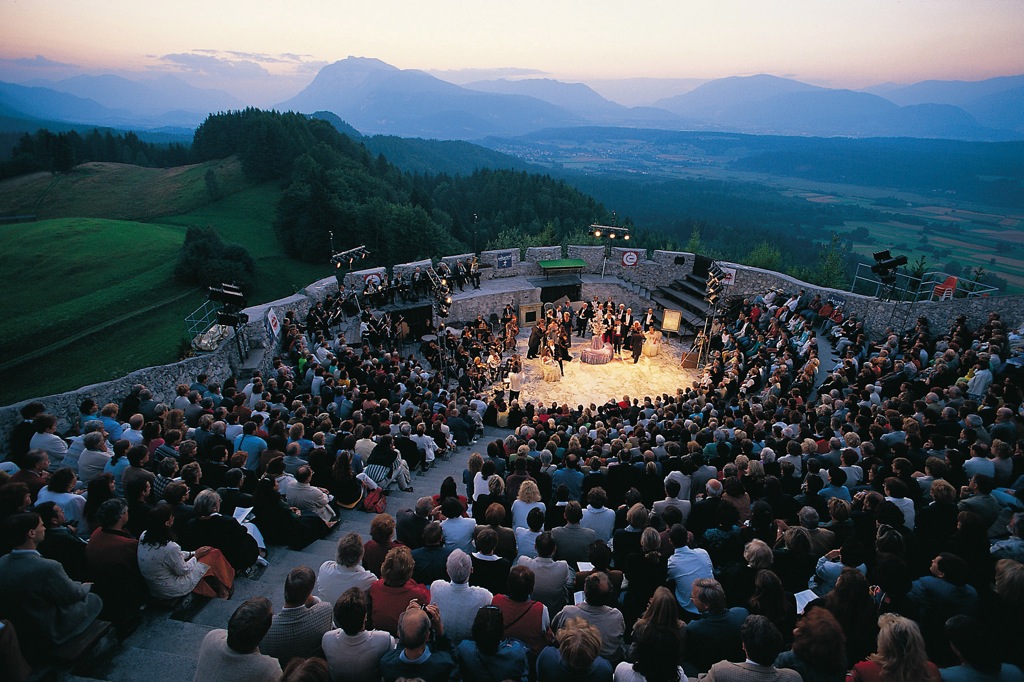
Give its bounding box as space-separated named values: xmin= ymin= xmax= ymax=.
xmin=50 ymin=429 xmax=505 ymax=681
xmin=649 ymin=272 xmax=713 ymax=335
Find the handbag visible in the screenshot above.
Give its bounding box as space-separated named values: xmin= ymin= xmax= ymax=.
xmin=362 ymin=487 xmax=386 ymax=514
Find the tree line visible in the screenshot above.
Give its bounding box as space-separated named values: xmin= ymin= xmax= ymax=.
xmin=0 ymin=128 xmax=189 ymax=179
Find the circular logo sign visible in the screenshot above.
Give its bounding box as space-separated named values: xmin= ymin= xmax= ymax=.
xmin=621 ymin=251 xmax=639 ymax=266
xmin=364 ymin=273 xmax=382 ymax=287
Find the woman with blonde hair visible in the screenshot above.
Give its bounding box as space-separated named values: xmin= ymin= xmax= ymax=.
xmin=536 ymin=616 xmax=612 ymax=681
xmin=848 ymin=614 xmax=940 ymax=682
xmin=512 ymin=479 xmax=545 ymax=530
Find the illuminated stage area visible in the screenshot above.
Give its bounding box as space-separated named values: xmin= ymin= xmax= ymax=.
xmin=510 ymin=331 xmax=698 ymax=408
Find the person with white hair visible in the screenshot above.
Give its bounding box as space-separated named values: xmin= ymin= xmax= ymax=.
xmin=429 ymin=549 xmax=493 ymax=644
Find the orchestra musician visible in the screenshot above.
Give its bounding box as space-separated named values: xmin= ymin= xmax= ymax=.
xmin=410 ymin=267 xmax=426 ymax=300
xmin=454 ymin=260 xmax=468 ymax=291
xmin=466 ymin=258 xmax=481 ymax=289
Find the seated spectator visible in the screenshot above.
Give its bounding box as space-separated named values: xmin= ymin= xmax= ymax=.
xmin=665 ymin=523 xmax=714 ymax=618
xmin=471 ymin=528 xmax=512 ymax=595
xmin=614 ymin=624 xmax=683 ymax=682
xmin=515 ymin=506 xmax=546 ymax=559
xmin=412 ymin=521 xmax=452 ymax=585
xmin=940 ymin=614 xmax=1024 ymax=682
xmin=430 ymin=549 xmax=494 ymax=644
xmin=84 ymin=497 xmax=148 ymax=622
xmin=368 ymin=546 xmax=430 ymax=637
xmin=364 ymin=512 xmax=403 ymax=576
xmin=491 ymin=565 xmax=551 ymax=659
xmin=252 ymin=476 xmax=325 ymax=550
xmin=286 ymin=465 xmax=337 ymax=526
xmin=379 ymin=604 xmax=456 ymax=682
xmin=512 ymin=480 xmax=546 ymax=530
xmin=627 ymin=586 xmax=687 ymax=667
xmin=813 ymin=541 xmax=868 ymax=596
xmin=28 ymin=415 xmax=67 ymax=472
xmin=536 ymin=616 xmax=613 ymax=682
xmin=773 ymin=606 xmax=847 ymax=682
xmin=10 ymin=450 xmax=50 ymax=502
xmin=652 ymin=477 xmax=691 ymax=525
xmin=475 ymin=501 xmax=518 ymax=562
xmin=178 ymin=489 xmax=259 ymax=572
xmin=317 ymin=532 xmax=377 ymax=606
xmin=552 ymin=571 xmax=625 ymax=664
xmin=441 ymin=496 xmax=477 ymax=555
xmin=581 ymin=487 xmax=616 ymax=543
xmin=396 ymin=496 xmax=433 ymax=549
xmin=613 ymin=503 xmax=649 ymax=570
xmin=823 ymin=567 xmax=880 ymax=668
xmin=321 ymin=587 xmax=396 ymax=682
xmin=517 ymin=531 xmax=575 ymax=614
xmin=259 ymin=566 xmax=333 ymax=665
xmin=684 ymin=577 xmax=748 ymax=673
xmin=848 ymin=614 xmax=940 ymax=682
xmin=137 ymin=505 xmax=234 ymax=600
xmin=455 ymin=604 xmax=530 ymax=682
xmin=0 ymin=511 xmax=103 ymax=659
xmin=703 ymin=615 xmax=799 ymax=681
xmin=35 ymin=468 xmax=86 ymax=534
xmin=551 ymin=501 xmax=597 ymax=570
xmin=35 ymin=501 xmax=87 ymax=581
xmin=622 ymin=528 xmax=667 ymax=627
xmin=215 ymin=467 xmax=255 ymax=518
xmin=192 ymin=597 xmax=282 ymax=682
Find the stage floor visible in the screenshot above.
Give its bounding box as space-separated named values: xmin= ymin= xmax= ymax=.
xmin=505 ymin=332 xmax=699 ymax=409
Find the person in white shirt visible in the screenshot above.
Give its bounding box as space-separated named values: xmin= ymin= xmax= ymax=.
xmin=317 ymin=532 xmax=378 ymax=606
xmin=121 ymin=414 xmax=145 ymax=446
xmin=321 ymin=587 xmax=395 ymax=682
xmin=28 ymin=415 xmax=68 ymax=473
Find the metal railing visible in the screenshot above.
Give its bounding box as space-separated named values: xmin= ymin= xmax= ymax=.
xmin=850 ymin=265 xmax=999 ymax=302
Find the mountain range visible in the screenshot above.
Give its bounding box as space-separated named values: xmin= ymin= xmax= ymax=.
xmin=1 ymin=57 xmax=1022 ymax=142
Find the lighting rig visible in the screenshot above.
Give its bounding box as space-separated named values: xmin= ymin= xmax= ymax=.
xmin=425 ymin=266 xmax=452 ymax=318
xmin=695 ymin=262 xmax=726 ymax=370
xmin=870 ymin=250 xmax=908 ymax=286
xmin=330 ymin=244 xmax=370 ymax=272
xmin=591 ymin=222 xmax=631 ymax=279
xmin=208 ymin=283 xmax=249 ymax=359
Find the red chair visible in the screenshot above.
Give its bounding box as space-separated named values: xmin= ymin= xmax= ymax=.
xmin=932 ymin=276 xmax=957 ymax=301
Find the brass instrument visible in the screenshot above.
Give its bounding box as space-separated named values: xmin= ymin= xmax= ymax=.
xmin=470 ymin=256 xmax=479 ymax=274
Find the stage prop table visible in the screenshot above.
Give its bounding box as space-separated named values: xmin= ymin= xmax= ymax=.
xmin=581 ymin=334 xmax=614 ymax=365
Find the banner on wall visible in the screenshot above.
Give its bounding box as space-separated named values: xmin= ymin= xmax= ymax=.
xmin=719 ymin=266 xmax=737 ymax=286
xmin=496 ymin=252 xmax=515 ymax=269
xmin=266 ymin=308 xmax=281 ymax=339
xmin=620 ymin=250 xmax=642 ymax=267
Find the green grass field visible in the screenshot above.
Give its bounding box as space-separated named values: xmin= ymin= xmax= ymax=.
xmin=0 ymin=158 xmax=335 ymax=406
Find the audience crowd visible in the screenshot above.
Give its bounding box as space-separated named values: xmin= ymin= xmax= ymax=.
xmin=1 ymin=289 xmax=1023 ymax=682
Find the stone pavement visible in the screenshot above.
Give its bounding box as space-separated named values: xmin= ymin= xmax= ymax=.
xmin=60 ymin=427 xmax=510 ymax=682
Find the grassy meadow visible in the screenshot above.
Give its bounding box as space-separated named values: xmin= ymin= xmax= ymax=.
xmin=0 ymin=157 xmax=337 ymax=405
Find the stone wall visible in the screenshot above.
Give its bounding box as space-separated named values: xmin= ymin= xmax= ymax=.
xmin=522 ymin=246 xmax=564 ymax=276
xmin=479 ymin=249 xmax=521 ymax=280
xmin=449 ymin=286 xmax=542 ymax=325
xmin=724 ymin=262 xmax=1024 ymax=338
xmin=5 ymin=247 xmax=1020 ymax=456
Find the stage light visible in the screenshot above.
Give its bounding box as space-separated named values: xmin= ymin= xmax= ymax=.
xmin=872 ymin=250 xmax=892 ymax=262
xmin=208 ymin=285 xmax=247 ymax=308
xmin=623 ymin=234 xmax=630 ymax=240
xmin=593 ymin=229 xmax=601 ymax=238
xmin=609 ymin=232 xmax=616 ymax=239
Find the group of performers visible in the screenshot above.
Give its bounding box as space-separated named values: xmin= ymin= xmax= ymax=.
xmin=358 ymin=257 xmax=481 ymax=307
xmin=526 ymin=299 xmax=662 ymax=370
xmin=418 ymin=315 xmax=523 ymax=394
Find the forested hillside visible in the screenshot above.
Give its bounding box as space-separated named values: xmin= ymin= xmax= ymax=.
xmin=191 ymin=109 xmax=620 ymax=264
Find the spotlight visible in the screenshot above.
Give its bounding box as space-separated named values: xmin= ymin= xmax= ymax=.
xmin=623 ymin=234 xmax=630 ymax=241
xmin=217 ymin=311 xmax=250 ymax=327
xmin=593 ymin=229 xmax=601 ymax=238
xmin=609 ymin=232 xmax=616 ymax=239
xmin=208 ymin=284 xmax=247 ymax=308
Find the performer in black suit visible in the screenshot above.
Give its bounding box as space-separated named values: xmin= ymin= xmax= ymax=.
xmin=629 ymin=321 xmax=645 ymax=364
xmin=527 ymin=319 xmax=545 ymax=359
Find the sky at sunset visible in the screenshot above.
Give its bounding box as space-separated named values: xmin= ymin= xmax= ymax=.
xmin=2 ymin=0 xmax=1022 ymax=105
